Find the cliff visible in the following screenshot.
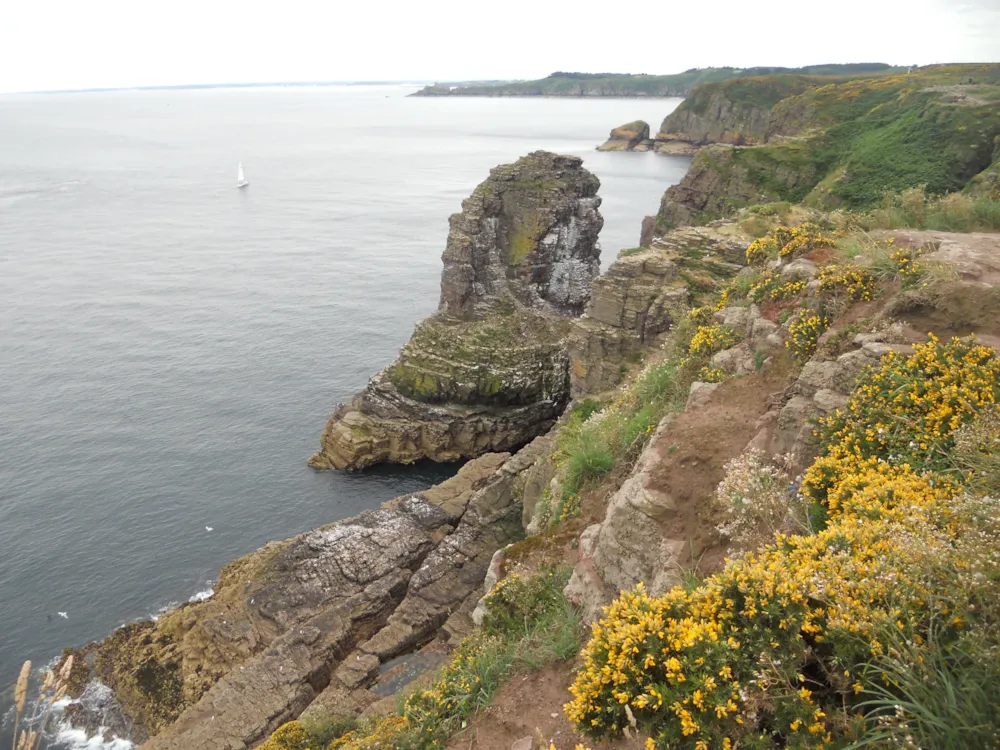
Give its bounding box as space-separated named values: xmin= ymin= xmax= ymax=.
xmin=650 ymin=64 xmax=1000 ymax=230
xmin=652 ymin=74 xmax=820 ymax=151
xmin=61 ymin=187 xmax=1000 ymax=750
xmin=308 ymin=152 xmax=602 ymax=470
xmin=410 ymin=64 xmax=899 ymax=98
xmin=258 ymin=205 xmax=1000 ymax=750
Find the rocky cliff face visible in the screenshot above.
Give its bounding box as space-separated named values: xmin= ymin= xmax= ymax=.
xmin=654 ymin=91 xmax=771 ymax=151
xmin=651 ymin=144 xmax=817 ymax=230
xmin=646 ymin=66 xmax=1000 ymax=229
xmin=567 ymin=227 xmax=746 ymax=394
xmin=439 ymin=152 xmax=602 ymax=317
xmin=66 ymin=440 xmax=555 ymax=749
xmin=309 ymin=152 xmax=603 ymax=471
xmin=596 ymin=120 xmax=652 ymax=152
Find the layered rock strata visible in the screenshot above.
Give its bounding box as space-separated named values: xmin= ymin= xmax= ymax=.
xmin=567 ymin=227 xmax=747 ymax=395
xmin=596 ymin=120 xmax=652 ymax=152
xmin=310 ymin=151 xmax=603 ymax=471
xmin=65 ymin=437 xmax=556 ymax=749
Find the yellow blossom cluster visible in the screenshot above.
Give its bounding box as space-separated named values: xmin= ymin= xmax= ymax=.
xmin=804 ymin=334 xmax=1000 ymax=487
xmin=774 ymin=223 xmax=836 ymax=259
xmin=566 ymin=336 xmax=1000 ymax=749
xmin=688 ymin=305 xmax=716 ymax=326
xmin=888 ymin=246 xmax=927 ymax=285
xmin=745 ymin=224 xmax=834 ymax=265
xmin=748 ymin=270 xmax=806 ymax=304
xmin=258 ymin=721 xmax=311 ymax=750
xmin=689 ymin=325 xmax=740 ymax=358
xmin=697 ymin=366 xmax=727 ymax=384
xmin=817 ymin=264 xmax=877 ymax=301
xmin=329 ymin=716 xmax=409 ymax=750
xmin=785 ymin=311 xmax=829 ymax=360
xmin=746 ymin=236 xmax=779 ymax=265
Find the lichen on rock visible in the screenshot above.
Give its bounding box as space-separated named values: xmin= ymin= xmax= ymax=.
xmin=310 ymin=151 xmax=603 ymax=471
xmin=439 ymin=151 xmax=602 ymax=318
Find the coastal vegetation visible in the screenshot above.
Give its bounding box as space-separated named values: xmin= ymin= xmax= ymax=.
xmin=412 ymin=64 xmax=899 ymax=98
xmin=7 ymin=657 xmax=76 ymax=750
xmin=653 ymin=64 xmax=1000 ymax=230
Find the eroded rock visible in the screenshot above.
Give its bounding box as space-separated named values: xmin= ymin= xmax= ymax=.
xmin=596 ymin=120 xmax=652 ymax=152
xmin=310 ymin=152 xmax=603 ymax=470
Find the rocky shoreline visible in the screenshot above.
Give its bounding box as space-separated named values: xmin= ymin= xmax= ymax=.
xmin=59 ymin=150 xmax=603 ymax=748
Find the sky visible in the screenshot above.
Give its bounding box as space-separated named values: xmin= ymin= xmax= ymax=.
xmin=2 ymin=0 xmax=999 ymax=93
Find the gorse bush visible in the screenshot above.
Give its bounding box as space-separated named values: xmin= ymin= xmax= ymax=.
xmin=786 ymin=310 xmax=829 ymax=360
xmin=745 ymin=223 xmax=835 ymax=265
xmin=566 ymin=336 xmax=1000 ymax=748
xmin=689 ymin=325 xmax=739 ymax=357
xmin=747 ymin=270 xmax=806 ymax=304
xmin=817 ymin=264 xmax=877 ymax=301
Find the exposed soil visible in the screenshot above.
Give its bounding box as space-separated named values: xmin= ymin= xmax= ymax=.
xmin=445 ymin=662 xmax=645 ymax=750
xmin=645 ymin=355 xmax=798 ymax=575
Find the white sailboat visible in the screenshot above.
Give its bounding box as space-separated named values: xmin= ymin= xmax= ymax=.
xmin=237 ymin=161 xmax=249 ymax=189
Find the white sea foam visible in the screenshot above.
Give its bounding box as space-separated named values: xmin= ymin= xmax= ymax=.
xmin=53 ymin=723 xmax=133 ymax=749
xmin=188 ymin=587 xmax=215 ymax=603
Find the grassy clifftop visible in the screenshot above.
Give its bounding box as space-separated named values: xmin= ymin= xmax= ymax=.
xmin=411 ymin=64 xmax=899 ymax=97
xmin=654 ymin=64 xmax=1000 ymax=229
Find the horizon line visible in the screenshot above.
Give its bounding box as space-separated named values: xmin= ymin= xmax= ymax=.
xmin=5 ymin=80 xmax=448 ymax=96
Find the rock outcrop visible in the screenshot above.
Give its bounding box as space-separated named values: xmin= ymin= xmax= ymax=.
xmin=596 ymin=120 xmax=652 ymax=152
xmin=651 ymin=78 xmax=815 ymax=154
xmin=567 ymin=227 xmax=746 ymax=395
xmin=651 ymin=144 xmax=817 ymax=230
xmin=66 ymin=437 xmax=558 ymax=749
xmin=310 ymin=151 xmax=603 ymax=471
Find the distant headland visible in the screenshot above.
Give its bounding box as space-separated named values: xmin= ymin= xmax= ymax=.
xmin=410 ymin=64 xmax=904 ymax=97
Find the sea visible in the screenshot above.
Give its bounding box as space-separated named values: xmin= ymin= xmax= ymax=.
xmin=0 ymin=84 xmax=687 ymax=745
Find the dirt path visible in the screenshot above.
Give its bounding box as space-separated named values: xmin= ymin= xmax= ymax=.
xmin=445 ymin=662 xmax=645 ymax=750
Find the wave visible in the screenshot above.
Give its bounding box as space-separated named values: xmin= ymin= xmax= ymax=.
xmin=53 ymin=724 xmax=133 ymax=750
xmin=51 ymin=685 xmax=133 ymax=749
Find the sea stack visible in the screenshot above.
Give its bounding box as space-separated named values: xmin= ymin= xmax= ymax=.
xmin=309 ymin=151 xmax=603 ymax=470
xmin=596 ymin=120 xmax=652 ymax=151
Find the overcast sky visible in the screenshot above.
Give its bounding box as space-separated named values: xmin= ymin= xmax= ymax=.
xmin=2 ymin=0 xmax=999 ymax=93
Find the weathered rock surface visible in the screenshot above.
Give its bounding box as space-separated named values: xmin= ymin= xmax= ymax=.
xmin=310 ymin=152 xmax=603 ymax=470
xmin=66 ymin=436 xmax=556 ymax=750
xmin=439 ymin=151 xmax=602 ymax=318
xmin=654 ymin=90 xmax=771 ymax=152
xmin=596 ymin=120 xmax=652 ymax=152
xmin=567 ymin=226 xmax=747 ymax=395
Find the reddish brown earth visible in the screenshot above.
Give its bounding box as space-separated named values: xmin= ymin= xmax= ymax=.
xmin=445 ymin=662 xmax=645 ymax=750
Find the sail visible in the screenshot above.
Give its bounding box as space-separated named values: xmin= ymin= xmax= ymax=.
xmin=237 ymin=162 xmax=245 ymax=184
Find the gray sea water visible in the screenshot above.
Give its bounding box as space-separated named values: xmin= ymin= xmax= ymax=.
xmin=0 ymin=84 xmax=687 ymax=734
